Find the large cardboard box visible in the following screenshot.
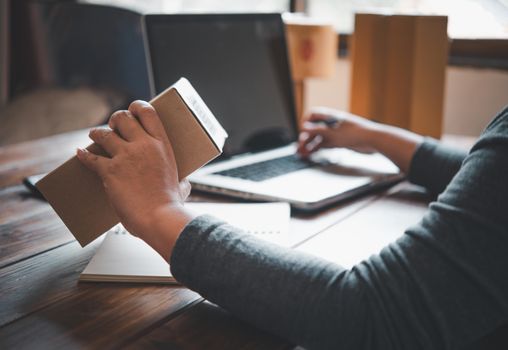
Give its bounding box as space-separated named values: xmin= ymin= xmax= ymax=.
xmin=350 ymin=14 xmax=448 ymax=138
xmin=36 ymin=78 xmax=227 ymax=247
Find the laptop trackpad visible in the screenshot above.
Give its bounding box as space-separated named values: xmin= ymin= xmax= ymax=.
xmin=259 ymin=168 xmax=374 ymax=202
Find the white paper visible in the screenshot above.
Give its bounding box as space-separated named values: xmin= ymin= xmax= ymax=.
xmin=185 ymin=202 xmax=291 ymax=247
xmin=80 ymin=225 xmax=174 ymax=283
xmin=80 ymin=202 xmax=291 ymax=283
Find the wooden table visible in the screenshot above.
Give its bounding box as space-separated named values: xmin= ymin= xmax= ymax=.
xmin=0 ymin=129 xmax=472 ymax=349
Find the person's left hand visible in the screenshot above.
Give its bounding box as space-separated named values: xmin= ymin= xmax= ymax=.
xmin=77 ymin=100 xmax=195 ymax=258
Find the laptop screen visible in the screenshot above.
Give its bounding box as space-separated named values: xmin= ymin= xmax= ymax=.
xmin=144 ymin=14 xmax=297 ymax=159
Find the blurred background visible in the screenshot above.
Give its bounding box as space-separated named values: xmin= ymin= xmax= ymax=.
xmin=0 ymin=0 xmax=507 ymax=145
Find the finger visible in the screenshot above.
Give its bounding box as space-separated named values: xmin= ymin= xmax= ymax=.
xmin=301 ymin=121 xmax=329 ymax=132
xmin=89 ymin=127 xmax=126 ymax=157
xmin=304 ymin=107 xmax=351 ymax=128
xmin=179 ymin=179 xmax=192 ymax=200
xmin=298 ymin=134 xmax=324 ymax=157
xmin=305 ymin=134 xmax=325 ymax=153
xmin=297 ymin=131 xmax=320 ymax=155
xmin=128 ymin=100 xmax=167 ymax=140
xmin=108 ymin=110 xmax=145 ymax=141
xmin=297 ymin=133 xmax=308 ymax=156
xmin=297 ymin=130 xmax=318 ymax=149
xmin=301 ymin=119 xmax=338 ymax=141
xmin=76 ymin=148 xmax=109 ymax=178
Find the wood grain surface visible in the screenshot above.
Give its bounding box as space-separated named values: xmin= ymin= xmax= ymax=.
xmin=126 ymin=301 xmax=294 ymax=350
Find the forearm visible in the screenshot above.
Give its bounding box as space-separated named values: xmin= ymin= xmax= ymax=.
xmin=367 ymin=124 xmax=468 ymax=195
xmin=170 ymin=211 xmax=508 ymax=350
xmin=407 ymin=138 xmax=468 ymax=195
xmin=170 ymin=216 xmax=370 ymax=349
xmin=368 ymin=123 xmax=424 ymax=174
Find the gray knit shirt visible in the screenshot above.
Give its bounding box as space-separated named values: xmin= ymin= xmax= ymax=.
xmin=170 ymin=107 xmax=508 ymax=350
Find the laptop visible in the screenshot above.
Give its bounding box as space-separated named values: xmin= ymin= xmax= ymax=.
xmin=143 ymin=13 xmax=402 ymax=211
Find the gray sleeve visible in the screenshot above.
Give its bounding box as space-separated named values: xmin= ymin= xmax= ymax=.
xmin=170 ymin=107 xmax=508 ymax=349
xmin=408 ymin=138 xmax=468 ymax=196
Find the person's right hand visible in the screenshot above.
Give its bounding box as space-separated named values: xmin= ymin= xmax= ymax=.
xmin=297 ymin=107 xmax=379 ymax=158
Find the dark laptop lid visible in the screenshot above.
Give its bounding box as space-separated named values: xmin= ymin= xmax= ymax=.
xmin=143 ymin=14 xmax=298 ymax=159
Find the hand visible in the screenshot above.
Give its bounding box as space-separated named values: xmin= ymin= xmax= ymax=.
xmin=297 ymin=107 xmax=424 ymax=173
xmin=297 ymin=107 xmax=379 ymax=158
xmin=76 ymin=100 xmax=196 ymax=259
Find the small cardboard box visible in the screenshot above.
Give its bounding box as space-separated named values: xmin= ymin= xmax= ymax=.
xmin=36 ymin=78 xmax=227 ymax=247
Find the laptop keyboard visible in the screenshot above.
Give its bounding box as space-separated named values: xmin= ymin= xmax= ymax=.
xmin=213 ymin=154 xmax=313 ymax=182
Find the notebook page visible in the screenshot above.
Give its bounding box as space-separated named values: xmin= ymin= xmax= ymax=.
xmin=80 ymin=202 xmax=291 ymax=283
xmin=80 ymin=225 xmax=174 ymax=282
xmin=185 ymin=202 xmax=291 ymax=247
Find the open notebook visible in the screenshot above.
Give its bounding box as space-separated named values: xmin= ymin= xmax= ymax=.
xmin=79 ymin=202 xmax=290 ymax=284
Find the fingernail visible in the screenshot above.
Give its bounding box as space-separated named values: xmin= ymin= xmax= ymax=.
xmin=77 ymin=148 xmax=87 ymax=157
